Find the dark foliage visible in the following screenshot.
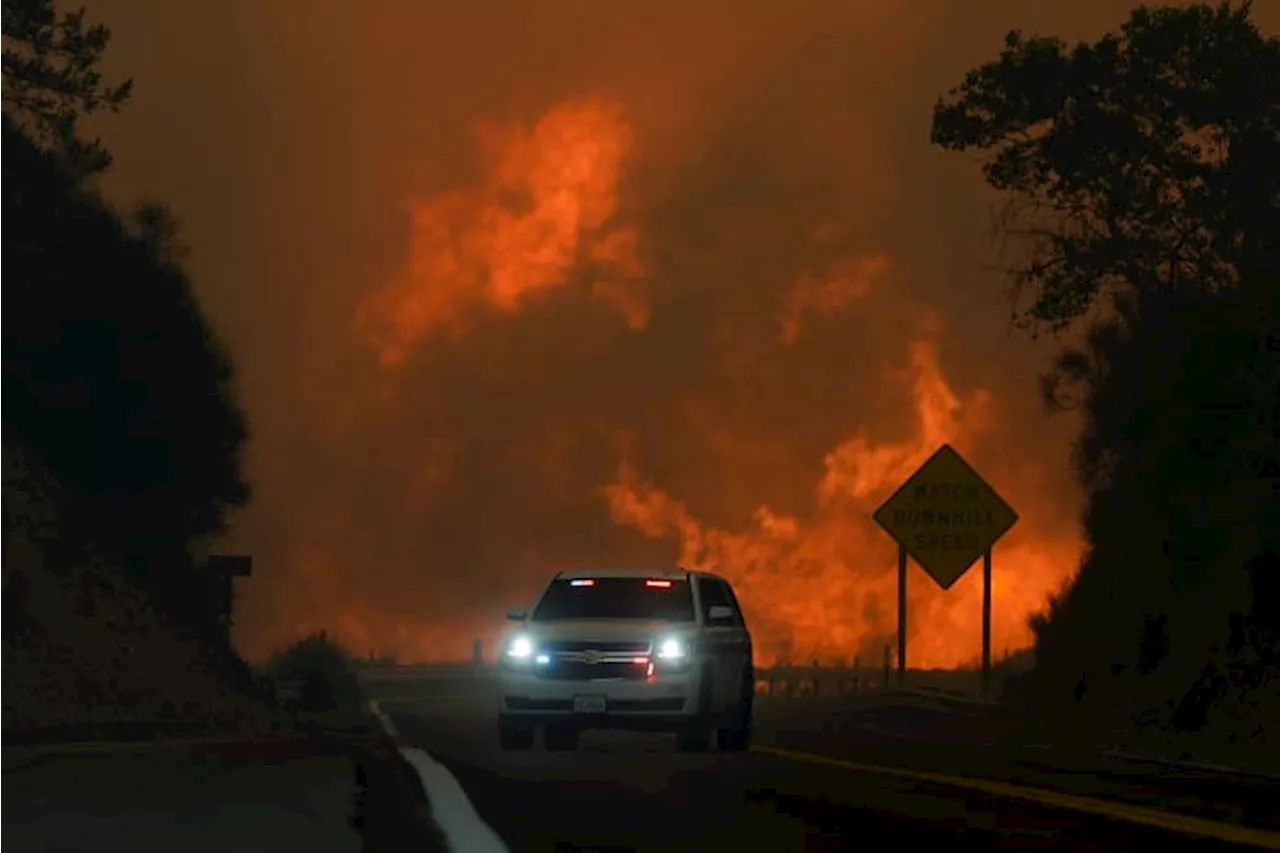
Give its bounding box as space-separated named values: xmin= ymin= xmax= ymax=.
xmin=2 ymin=117 xmax=251 ymax=616
xmin=1 ymin=0 xmax=132 ymax=175
xmin=265 ymin=632 xmax=364 ymax=714
xmin=932 ymin=0 xmax=1278 ymax=334
xmin=932 ymin=0 xmax=1279 ymax=742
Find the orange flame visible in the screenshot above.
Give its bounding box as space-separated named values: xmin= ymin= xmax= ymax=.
xmin=261 ymin=98 xmax=1085 ymax=671
xmin=604 ymin=336 xmax=1082 ymax=668
xmin=359 ymin=98 xmax=644 ymax=367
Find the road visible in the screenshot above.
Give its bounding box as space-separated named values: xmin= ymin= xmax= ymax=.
xmin=364 ymin=666 xmax=1280 ymax=852
xmin=3 ymin=736 xmax=366 ymax=853
xmin=3 ymin=713 xmax=453 ymax=853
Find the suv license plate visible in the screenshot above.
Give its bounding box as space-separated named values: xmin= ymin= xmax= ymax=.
xmin=572 ymin=695 xmax=607 ymax=714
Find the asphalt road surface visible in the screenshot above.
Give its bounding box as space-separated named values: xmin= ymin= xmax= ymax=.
xmin=3 ymin=738 xmax=364 ymax=853
xmin=365 ymin=666 xmax=1280 ymax=853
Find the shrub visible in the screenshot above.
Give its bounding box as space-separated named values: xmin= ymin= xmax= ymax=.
xmin=264 ymin=631 xmax=363 ymax=714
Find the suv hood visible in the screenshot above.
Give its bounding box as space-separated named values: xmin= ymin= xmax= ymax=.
xmin=521 ymin=619 xmax=691 ymax=643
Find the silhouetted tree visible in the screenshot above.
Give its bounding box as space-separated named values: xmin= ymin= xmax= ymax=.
xmin=3 ymin=115 xmax=251 ymax=616
xmin=931 ymin=0 xmax=1278 ymax=737
xmin=131 ymin=200 xmax=191 ymax=267
xmin=933 ymin=0 xmax=1277 ymax=329
xmin=2 ymin=0 xmax=132 ymax=176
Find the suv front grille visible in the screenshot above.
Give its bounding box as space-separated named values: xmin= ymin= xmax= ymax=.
xmin=539 ymin=640 xmax=651 ymax=654
xmin=538 ymin=660 xmax=649 ymax=681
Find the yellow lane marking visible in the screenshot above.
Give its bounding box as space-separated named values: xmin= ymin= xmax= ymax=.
xmin=754 ymin=745 xmax=1280 ymax=850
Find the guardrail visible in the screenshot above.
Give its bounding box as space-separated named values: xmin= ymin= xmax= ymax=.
xmin=755 ymin=666 xmax=876 ymax=697
xmin=754 ymin=665 xmax=999 ymax=705
xmin=354 ymin=663 xmax=493 ymax=679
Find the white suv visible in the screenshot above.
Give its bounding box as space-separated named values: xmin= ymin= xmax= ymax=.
xmin=498 ymin=569 xmax=754 ymax=753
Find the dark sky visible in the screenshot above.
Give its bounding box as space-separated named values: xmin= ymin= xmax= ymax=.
xmin=80 ymin=0 xmax=1280 ymax=665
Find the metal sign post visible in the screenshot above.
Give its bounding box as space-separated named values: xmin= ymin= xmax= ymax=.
xmin=982 ymin=549 xmax=993 ymax=694
xmin=897 ymin=544 xmax=907 ymax=685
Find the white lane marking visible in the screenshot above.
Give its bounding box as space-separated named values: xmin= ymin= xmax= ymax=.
xmin=368 ymin=699 xmax=399 ymax=739
xmin=403 ymin=748 xmax=509 ymax=853
xmin=367 ymin=699 xmax=510 ymax=853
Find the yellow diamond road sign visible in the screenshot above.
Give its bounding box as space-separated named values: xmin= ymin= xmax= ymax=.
xmin=873 ymin=444 xmax=1018 ymax=591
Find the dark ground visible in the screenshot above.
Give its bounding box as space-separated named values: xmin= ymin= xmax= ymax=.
xmin=1 ymin=712 xmax=447 ymax=853
xmin=368 ymin=666 xmax=1280 ymax=852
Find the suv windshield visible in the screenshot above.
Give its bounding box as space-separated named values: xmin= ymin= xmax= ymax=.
xmin=531 ymin=577 xmax=695 ymax=622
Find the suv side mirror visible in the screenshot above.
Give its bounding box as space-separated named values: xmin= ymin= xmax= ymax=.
xmin=505 ymin=608 xmax=528 ymax=621
xmin=707 ymin=604 xmax=734 ymax=623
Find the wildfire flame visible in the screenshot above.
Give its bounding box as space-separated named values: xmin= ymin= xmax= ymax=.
xmin=301 ymin=96 xmax=1085 ymax=671
xmin=604 ymin=337 xmax=1082 ymax=669
xmin=359 ymin=98 xmax=644 ymax=367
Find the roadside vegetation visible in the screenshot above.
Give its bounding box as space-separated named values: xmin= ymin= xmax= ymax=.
xmin=931 ymin=0 xmax=1279 ymax=770
xmin=3 ymin=0 xmax=255 ymax=738
xmin=263 ymin=631 xmax=368 ymax=720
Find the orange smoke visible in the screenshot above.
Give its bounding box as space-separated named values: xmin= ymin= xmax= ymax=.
xmin=256 ymin=551 xmax=482 ymax=663
xmin=283 ymin=95 xmax=1082 ymax=670
xmin=604 ymin=336 xmax=1083 ymax=669
xmin=781 ymin=253 xmax=889 ymax=345
xmin=359 ymin=98 xmax=644 ymax=367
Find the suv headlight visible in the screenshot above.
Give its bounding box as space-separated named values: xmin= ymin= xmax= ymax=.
xmin=503 ymin=634 xmax=538 ymax=669
xmin=656 ymin=637 xmax=685 ymax=660
xmin=507 ymin=635 xmax=534 ymax=660
xmin=655 ymin=635 xmax=691 ymax=669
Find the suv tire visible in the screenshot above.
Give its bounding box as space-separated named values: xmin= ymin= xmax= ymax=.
xmin=716 ymin=664 xmax=754 ymax=752
xmin=676 ymin=668 xmax=714 ymax=753
xmin=498 ymin=716 xmax=534 ymax=751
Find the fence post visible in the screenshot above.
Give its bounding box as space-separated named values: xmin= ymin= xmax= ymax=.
xmin=472 ymin=639 xmax=483 ymax=666
xmin=882 ymin=644 xmax=891 ymax=691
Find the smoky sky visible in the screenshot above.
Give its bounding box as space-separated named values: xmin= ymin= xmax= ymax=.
xmin=80 ymin=0 xmax=1280 ymax=664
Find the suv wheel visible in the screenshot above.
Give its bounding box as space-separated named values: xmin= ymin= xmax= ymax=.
xmin=498 ymin=716 xmax=534 ymax=751
xmin=716 ymin=665 xmax=754 ymax=752
xmin=348 ymin=763 xmax=367 ymax=832
xmin=676 ymin=668 xmax=714 ymax=753
xmin=543 ymin=723 xmax=580 ymax=752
